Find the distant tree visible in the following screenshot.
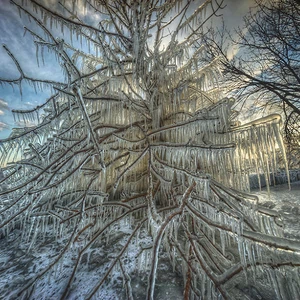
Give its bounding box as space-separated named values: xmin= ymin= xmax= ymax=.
xmin=0 ymin=1 xmax=300 ymax=299
xmin=211 ymin=0 xmax=300 ymax=167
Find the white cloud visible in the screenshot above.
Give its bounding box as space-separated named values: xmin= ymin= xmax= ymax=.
xmin=0 ymin=0 xmax=64 ymax=82
xmin=0 ymin=99 xmax=9 ymax=111
xmin=0 ymin=121 xmax=9 ymax=131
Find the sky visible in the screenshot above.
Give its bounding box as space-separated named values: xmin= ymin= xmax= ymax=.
xmin=0 ymin=0 xmax=256 ymax=140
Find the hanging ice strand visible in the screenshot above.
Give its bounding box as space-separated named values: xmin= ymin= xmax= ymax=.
xmin=0 ymin=1 xmax=299 ymax=300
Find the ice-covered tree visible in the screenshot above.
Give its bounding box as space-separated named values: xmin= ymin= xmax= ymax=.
xmin=208 ymin=0 xmax=300 ymax=168
xmin=0 ymin=0 xmax=299 ymax=299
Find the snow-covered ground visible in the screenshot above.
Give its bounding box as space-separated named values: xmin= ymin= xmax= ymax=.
xmin=0 ymin=182 xmax=299 ymax=299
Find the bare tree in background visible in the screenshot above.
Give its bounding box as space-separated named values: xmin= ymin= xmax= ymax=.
xmin=211 ymin=0 xmax=300 ymax=168
xmin=0 ymin=1 xmax=300 ymax=299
